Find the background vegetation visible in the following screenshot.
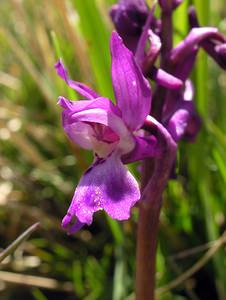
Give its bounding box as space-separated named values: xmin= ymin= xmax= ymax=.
xmin=0 ymin=0 xmax=225 ymax=299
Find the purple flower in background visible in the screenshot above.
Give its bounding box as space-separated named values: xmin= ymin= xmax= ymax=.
xmin=55 ymin=31 xmax=158 ymax=234
xmin=170 ymin=27 xmax=222 ymax=67
xmin=110 ymin=0 xmax=160 ymax=52
xmin=165 ymin=80 xmax=201 ymax=142
xmin=110 ymin=0 xmax=148 ymax=36
xmin=164 ymin=25 xmax=225 ymax=141
xmin=111 ymin=2 xmax=183 ymax=90
xmin=188 ymin=6 xmax=226 ymax=70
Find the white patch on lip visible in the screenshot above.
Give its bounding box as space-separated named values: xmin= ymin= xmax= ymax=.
xmin=132 ymin=80 xmax=136 ymax=86
xmin=92 ymin=139 xmax=119 ymax=158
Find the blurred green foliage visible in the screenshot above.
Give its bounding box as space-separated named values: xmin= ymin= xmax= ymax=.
xmin=0 ymin=0 xmax=225 ymax=299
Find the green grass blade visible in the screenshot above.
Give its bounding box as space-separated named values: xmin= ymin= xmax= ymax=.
xmin=173 ymin=0 xmax=188 ymax=45
xmin=0 ymin=223 xmax=39 ymax=263
xmin=113 ymin=245 xmax=126 ymax=300
xmin=51 ymin=30 xmax=77 ymax=100
xmin=72 ymin=0 xmax=114 ymax=99
xmin=192 ymin=1 xmax=226 ymax=298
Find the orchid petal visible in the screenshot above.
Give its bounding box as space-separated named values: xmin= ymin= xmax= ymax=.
xmin=148 ymin=67 xmax=183 ymax=89
xmin=110 ymin=0 xmax=148 ymax=37
xmin=213 ymin=44 xmax=226 ymax=69
xmin=173 ymin=49 xmax=197 ymax=80
xmin=183 ymin=80 xmax=194 ymax=101
xmin=62 ymin=153 xmax=140 ymax=232
xmin=63 ymin=117 xmax=120 ymax=158
xmin=61 ymin=106 xmax=135 ymax=155
xmin=122 ymin=134 xmax=159 ymax=164
xmin=58 ymin=96 xmax=121 ymax=116
xmin=135 ymin=6 xmax=158 ymax=65
xmin=55 ymin=59 xmax=99 ymax=99
xmin=110 ymin=0 xmax=161 ymax=53
xmin=185 ymin=113 xmax=201 ymax=141
xmin=62 ymin=217 xmax=84 ymax=235
xmin=166 ymin=80 xmax=200 ymax=142
xmin=170 ymin=27 xmax=219 ymax=64
xmin=111 ymin=31 xmax=152 ymax=130
xmin=188 ymin=6 xmax=226 ymax=69
xmin=163 ymin=80 xmax=193 ymax=120
xmin=167 ymin=107 xmax=201 ymax=142
xmin=145 ymin=29 xmax=161 ymax=66
xmin=63 ymin=121 xmax=95 ymax=150
xmin=202 ymin=41 xmax=226 ymax=70
xmin=58 ymin=97 xmax=122 ymax=150
xmin=68 ymin=108 xmax=128 ymax=139
xmin=167 ymin=109 xmax=190 ymax=142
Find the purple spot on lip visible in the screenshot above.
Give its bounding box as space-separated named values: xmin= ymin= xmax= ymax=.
xmin=84 ymin=166 xmax=93 ymax=175
xmin=84 ymin=157 xmax=106 ymax=175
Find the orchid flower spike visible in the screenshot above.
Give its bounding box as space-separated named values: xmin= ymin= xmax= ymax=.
xmin=110 ymin=1 xmax=183 ymax=90
xmin=55 ymin=31 xmax=159 ymax=234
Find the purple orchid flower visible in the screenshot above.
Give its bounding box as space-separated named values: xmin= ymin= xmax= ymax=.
xmin=163 ymin=24 xmax=226 ymax=142
xmin=55 ymin=31 xmax=159 ymax=234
